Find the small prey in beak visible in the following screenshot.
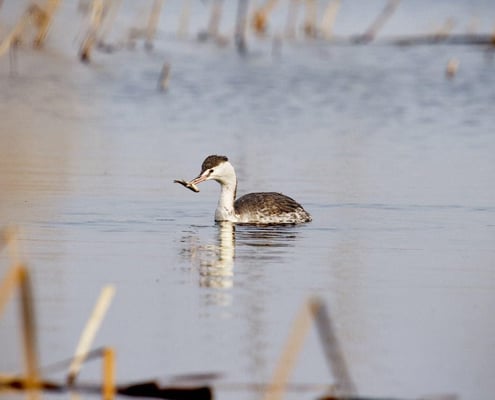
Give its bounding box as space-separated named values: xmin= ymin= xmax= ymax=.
xmin=174 ymin=179 xmax=200 ymax=193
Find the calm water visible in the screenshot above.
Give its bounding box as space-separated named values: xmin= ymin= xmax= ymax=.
xmin=1 ymin=1 xmax=495 ymax=400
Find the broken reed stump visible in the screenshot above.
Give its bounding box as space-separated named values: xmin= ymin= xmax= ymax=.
xmin=79 ymin=0 xmax=104 ymax=62
xmin=446 ymin=58 xmax=459 ymax=78
xmin=158 ymin=62 xmax=171 ymax=91
xmin=353 ymin=0 xmax=400 ymax=43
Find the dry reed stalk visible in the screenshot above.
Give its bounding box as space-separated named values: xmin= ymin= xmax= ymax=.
xmin=158 ymin=62 xmax=171 ymax=91
xmin=178 ymin=0 xmax=190 ymax=37
xmin=79 ymin=0 xmax=104 ymax=62
xmin=251 ymin=0 xmax=278 ymax=35
xmin=18 ymin=266 xmax=40 ymax=398
xmin=320 ymin=0 xmax=341 ymax=40
xmin=33 ymin=0 xmax=61 ymax=48
xmin=145 ymin=0 xmax=164 ymax=50
xmin=446 ymin=58 xmax=459 ymax=78
xmin=309 ymin=298 xmax=357 ymax=397
xmin=263 ymin=298 xmax=357 ymax=400
xmin=102 ymin=347 xmax=116 ymax=400
xmin=0 ymin=0 xmax=59 ymax=56
xmin=1 ymin=232 xmax=42 ymax=395
xmin=262 ymin=300 xmax=313 ymax=400
xmin=0 ymin=266 xmax=21 ymax=319
xmin=0 ymin=265 xmax=40 ymax=398
xmin=0 ymin=12 xmax=30 ymax=57
xmin=360 ymin=0 xmax=400 ymax=42
xmin=303 ymin=0 xmax=317 ymax=38
xmin=67 ymin=285 xmax=116 ymax=385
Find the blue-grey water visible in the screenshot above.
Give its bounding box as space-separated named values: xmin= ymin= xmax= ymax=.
xmin=1 ymin=1 xmax=495 ymax=399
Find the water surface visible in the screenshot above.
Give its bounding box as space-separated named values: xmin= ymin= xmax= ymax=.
xmin=1 ymin=2 xmax=495 ymax=399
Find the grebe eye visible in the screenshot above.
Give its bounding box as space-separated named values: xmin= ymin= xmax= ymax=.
xmin=209 ymin=169 xmax=214 ymax=174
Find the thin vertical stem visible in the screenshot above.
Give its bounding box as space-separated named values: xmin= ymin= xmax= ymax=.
xmin=18 ymin=266 xmax=40 ymax=396
xmin=102 ymin=347 xmax=116 ymax=400
xmin=263 ymin=301 xmax=313 ymax=400
xmin=320 ymin=0 xmax=341 ymax=40
xmin=178 ymin=0 xmax=190 ymax=37
xmin=360 ymin=0 xmax=400 ymax=42
xmin=145 ymin=0 xmax=164 ymax=49
xmin=67 ymin=285 xmax=116 ymax=385
xmin=310 ymin=298 xmax=357 ymax=397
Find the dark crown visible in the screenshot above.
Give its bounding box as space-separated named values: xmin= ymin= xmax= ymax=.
xmin=201 ymin=155 xmax=228 ymax=173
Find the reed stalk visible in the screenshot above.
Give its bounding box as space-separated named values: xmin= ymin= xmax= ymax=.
xmin=178 ymin=0 xmax=190 ymax=37
xmin=145 ymin=0 xmax=164 ymax=50
xmin=0 ymin=12 xmax=30 ymax=57
xmin=18 ymin=266 xmax=40 ymax=398
xmin=67 ymin=285 xmax=116 ymax=385
xmin=309 ymin=298 xmax=357 ymax=397
xmin=358 ymin=0 xmax=400 ymax=43
xmin=79 ymin=0 xmax=104 ymax=62
xmin=264 ymin=298 xmax=357 ymax=400
xmin=0 ymin=266 xmax=21 ymax=320
xmin=252 ymin=0 xmax=278 ymax=35
xmin=263 ymin=300 xmax=313 ymax=400
xmin=320 ymin=0 xmax=341 ymax=40
xmin=102 ymin=347 xmax=116 ymax=400
xmin=33 ymin=0 xmax=61 ymax=48
xmin=0 ymin=265 xmax=40 ymax=399
xmin=303 ymin=0 xmax=317 ymax=38
xmin=158 ymin=62 xmax=171 ymax=91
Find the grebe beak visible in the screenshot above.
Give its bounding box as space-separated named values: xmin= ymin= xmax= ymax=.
xmin=189 ymin=172 xmax=209 ymax=186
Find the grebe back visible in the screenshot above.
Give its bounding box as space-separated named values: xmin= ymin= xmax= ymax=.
xmin=185 ymin=155 xmax=312 ymax=224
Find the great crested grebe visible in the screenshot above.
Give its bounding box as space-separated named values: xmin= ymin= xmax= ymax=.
xmin=179 ymin=155 xmax=312 ymax=224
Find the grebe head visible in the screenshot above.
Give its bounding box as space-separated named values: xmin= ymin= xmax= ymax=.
xmin=189 ymin=155 xmax=236 ymax=187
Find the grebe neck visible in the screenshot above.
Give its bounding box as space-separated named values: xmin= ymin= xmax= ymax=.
xmin=214 ymin=163 xmax=238 ymax=221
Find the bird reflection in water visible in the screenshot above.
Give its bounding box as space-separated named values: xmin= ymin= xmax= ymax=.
xmin=180 ymin=222 xmax=301 ymax=292
xmin=179 ymin=221 xmax=236 ymax=294
xmin=198 ymin=221 xmax=235 ymax=289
